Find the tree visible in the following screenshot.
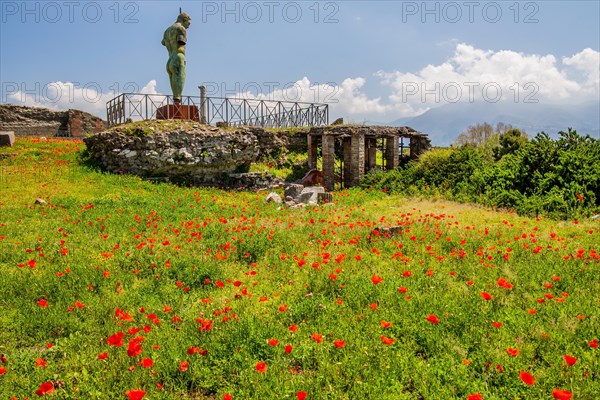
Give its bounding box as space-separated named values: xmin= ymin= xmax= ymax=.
xmin=494 ymin=128 xmax=528 ymax=160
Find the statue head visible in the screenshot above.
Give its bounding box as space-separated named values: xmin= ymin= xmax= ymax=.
xmin=177 ymin=12 xmax=191 ymax=28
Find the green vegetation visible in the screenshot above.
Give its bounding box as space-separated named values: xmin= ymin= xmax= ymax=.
xmin=362 ymin=128 xmax=600 ymax=219
xmin=0 ymin=138 xmax=598 ymax=399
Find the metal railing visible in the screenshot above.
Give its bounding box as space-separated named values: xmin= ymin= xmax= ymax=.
xmin=106 ymin=93 xmax=329 ymax=128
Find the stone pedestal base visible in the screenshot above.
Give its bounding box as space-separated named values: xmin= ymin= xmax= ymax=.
xmin=156 ymin=104 xmax=200 ymax=122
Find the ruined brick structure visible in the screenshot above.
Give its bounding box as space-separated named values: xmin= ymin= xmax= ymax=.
xmin=306 ymin=125 xmax=430 ymax=191
xmin=0 ymin=104 xmax=106 ymax=138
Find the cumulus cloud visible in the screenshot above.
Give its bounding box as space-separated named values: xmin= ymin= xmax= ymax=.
xmin=231 ymin=76 xmax=399 ymax=121
xmin=377 ymin=44 xmax=599 ymax=115
xmin=5 ymin=80 xmax=160 ymax=118
xmin=562 ymin=48 xmax=600 ymax=93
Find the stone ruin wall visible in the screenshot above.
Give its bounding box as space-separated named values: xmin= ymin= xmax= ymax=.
xmin=0 ymin=104 xmax=106 ymax=138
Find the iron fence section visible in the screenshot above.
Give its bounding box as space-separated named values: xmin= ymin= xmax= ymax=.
xmin=106 ymin=93 xmax=328 ymax=128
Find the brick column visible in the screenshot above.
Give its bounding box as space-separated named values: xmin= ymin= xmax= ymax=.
xmin=349 ymin=133 xmax=365 ymax=187
xmin=307 ymin=135 xmax=318 ymax=170
xmin=385 ymin=136 xmax=399 ymax=170
xmin=322 ymin=134 xmax=336 ymax=191
xmin=343 ymin=138 xmax=352 ymax=188
xmin=366 ymin=138 xmax=377 ymax=171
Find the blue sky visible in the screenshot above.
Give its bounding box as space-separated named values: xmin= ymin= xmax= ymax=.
xmin=1 ymin=0 xmax=599 ymax=126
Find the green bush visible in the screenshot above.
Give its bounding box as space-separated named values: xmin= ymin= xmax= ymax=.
xmin=362 ymin=129 xmax=600 ymax=219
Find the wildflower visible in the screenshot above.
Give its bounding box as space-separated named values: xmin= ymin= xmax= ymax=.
xmin=519 ymin=370 xmax=535 ymax=385
xmin=552 ymin=389 xmax=573 ymax=400
xmin=333 ymin=340 xmax=346 ymax=349
xmin=564 ymin=355 xmax=577 ymax=366
xmin=125 ymin=389 xmax=146 ymax=400
xmin=371 ymin=274 xmax=383 ymax=285
xmin=35 ymin=382 xmax=54 ymax=396
xmin=426 ymin=314 xmax=440 ymax=324
xmin=381 ymin=336 xmax=395 ymax=345
xmin=467 ymin=393 xmax=482 ymax=400
xmin=107 ymin=332 xmax=125 ymax=347
xmin=481 ymin=292 xmax=493 ymax=301
xmin=297 ymin=392 xmax=307 ymax=400
xmin=506 ymin=348 xmax=519 ymax=357
xmin=311 ymin=333 xmax=323 ymax=343
xmin=255 ymin=361 xmax=267 ymax=373
xmin=179 ymin=361 xmax=189 ymax=372
xmin=35 ymin=358 xmax=48 ymax=368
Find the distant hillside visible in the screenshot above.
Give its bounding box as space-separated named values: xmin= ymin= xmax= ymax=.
xmin=0 ymin=104 xmax=106 ymax=138
xmin=384 ymin=101 xmax=600 ymax=146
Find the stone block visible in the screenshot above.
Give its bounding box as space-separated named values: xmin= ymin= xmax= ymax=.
xmin=284 ymin=183 xmax=304 ymax=199
xmin=156 ymin=105 xmax=200 ymax=122
xmin=0 ymin=131 xmax=15 ymax=147
xmin=296 ymin=186 xmax=325 ymax=205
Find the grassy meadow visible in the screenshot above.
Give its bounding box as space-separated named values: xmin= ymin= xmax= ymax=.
xmin=0 ymin=138 xmax=598 ymax=399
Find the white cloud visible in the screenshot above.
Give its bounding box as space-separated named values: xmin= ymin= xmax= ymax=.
xmin=6 ymin=80 xmax=161 ymax=119
xmin=377 ymin=44 xmax=599 ymax=115
xmin=563 ymin=48 xmax=600 ymax=93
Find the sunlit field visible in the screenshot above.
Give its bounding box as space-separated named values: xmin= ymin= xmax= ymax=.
xmin=0 ymin=138 xmax=598 ymax=400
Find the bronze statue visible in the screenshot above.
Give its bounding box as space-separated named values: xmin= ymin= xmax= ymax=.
xmin=162 ymin=12 xmax=191 ymax=103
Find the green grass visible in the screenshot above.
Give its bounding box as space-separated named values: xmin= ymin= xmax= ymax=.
xmin=0 ymin=138 xmax=598 ymax=399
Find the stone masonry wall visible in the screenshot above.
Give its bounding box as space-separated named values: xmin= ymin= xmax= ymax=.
xmin=0 ymin=104 xmax=106 ymax=137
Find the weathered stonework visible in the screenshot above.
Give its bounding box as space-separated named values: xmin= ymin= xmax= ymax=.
xmin=0 ymin=104 xmax=106 ymax=138
xmin=84 ymin=120 xmax=308 ymax=186
xmin=307 ymin=125 xmax=431 ymax=190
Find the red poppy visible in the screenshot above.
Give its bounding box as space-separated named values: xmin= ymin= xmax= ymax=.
xmin=223 ymin=394 xmax=233 ymax=400
xmin=138 ymin=358 xmax=153 ymax=368
xmin=371 ymin=274 xmax=383 ymax=285
xmin=127 ymin=337 xmax=144 ymax=357
xmin=268 ymin=338 xmax=279 ymax=347
xmin=481 ymin=292 xmax=493 ymax=301
xmin=467 ymin=393 xmax=482 ymax=400
xmin=552 ymin=389 xmax=573 ymax=400
xmin=311 ymin=333 xmax=323 ymax=343
xmin=36 ymin=299 xmax=48 ymax=307
xmin=519 ymin=370 xmax=535 ymax=385
xmin=506 ymin=348 xmax=519 ymax=357
xmin=381 ymin=336 xmax=395 ymax=345
xmin=0 ymin=366 xmax=6 ymax=375
xmin=589 ymin=339 xmax=599 ymax=348
xmin=285 ymin=345 xmax=293 ymax=354
xmin=255 ymin=361 xmax=267 ymax=373
xmin=564 ymin=355 xmax=577 ymax=366
xmin=289 ymin=325 xmax=299 ymax=332
xmin=380 ymin=320 xmax=392 ymax=329
xmin=107 ymin=332 xmax=125 ymax=347
xmin=426 ymin=314 xmax=440 ymax=324
xmin=98 ymin=352 xmax=108 ymax=360
xmin=496 ymin=277 xmax=513 ymax=289
xmin=125 ymin=389 xmax=146 ymax=400
xmin=492 ymin=321 xmax=502 ymax=328
xmin=297 ymin=392 xmax=307 ymax=400
xmin=35 ymin=358 xmax=48 ymax=368
xmin=333 ymin=340 xmax=346 ymax=349
xmin=179 ymin=360 xmax=189 ymax=372
xmin=35 ymin=381 xmax=54 ymax=396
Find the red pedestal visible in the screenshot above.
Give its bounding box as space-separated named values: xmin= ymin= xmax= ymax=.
xmin=156 ymin=104 xmax=200 ymax=122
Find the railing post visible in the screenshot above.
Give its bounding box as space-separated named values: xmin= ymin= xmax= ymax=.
xmin=199 ymin=86 xmax=207 ymax=124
